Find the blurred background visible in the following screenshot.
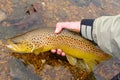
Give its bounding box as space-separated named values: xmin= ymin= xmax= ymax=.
xmin=0 ymin=0 xmax=120 ymax=80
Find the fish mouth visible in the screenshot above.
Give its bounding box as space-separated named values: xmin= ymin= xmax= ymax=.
xmin=6 ymin=40 xmax=21 ymax=52
xmin=6 ymin=40 xmax=35 ymax=53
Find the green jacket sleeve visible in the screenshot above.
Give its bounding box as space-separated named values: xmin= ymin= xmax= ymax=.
xmin=93 ymin=14 xmax=120 ymax=58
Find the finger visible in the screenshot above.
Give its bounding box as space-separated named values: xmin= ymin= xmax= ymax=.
xmin=51 ymin=49 xmax=56 ymax=53
xmin=57 ymin=49 xmax=62 ymax=55
xmin=55 ymin=23 xmax=63 ymax=33
xmin=61 ymin=52 xmax=66 ymax=56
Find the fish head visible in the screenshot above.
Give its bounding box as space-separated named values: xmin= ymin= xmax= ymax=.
xmin=6 ymin=38 xmax=35 ymax=53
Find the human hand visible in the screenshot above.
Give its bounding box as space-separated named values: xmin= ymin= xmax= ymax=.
xmin=51 ymin=21 xmax=81 ymax=56
xmin=51 ymin=49 xmax=66 ymax=56
xmin=54 ymin=22 xmax=80 ymax=33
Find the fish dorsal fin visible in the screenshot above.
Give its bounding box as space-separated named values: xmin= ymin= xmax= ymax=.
xmin=33 ymin=46 xmax=44 ymax=55
xmin=66 ymin=55 xmax=77 ymax=66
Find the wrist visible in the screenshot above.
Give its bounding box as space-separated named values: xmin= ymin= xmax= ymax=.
xmin=69 ymin=21 xmax=80 ymax=32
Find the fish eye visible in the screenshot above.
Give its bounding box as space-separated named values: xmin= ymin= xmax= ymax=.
xmin=10 ymin=39 xmax=21 ymax=44
xmin=12 ymin=41 xmax=20 ymax=44
xmin=13 ymin=42 xmax=19 ymax=44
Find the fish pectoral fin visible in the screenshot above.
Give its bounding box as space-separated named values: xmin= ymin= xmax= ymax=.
xmin=66 ymin=55 xmax=77 ymax=66
xmin=33 ymin=46 xmax=44 ymax=55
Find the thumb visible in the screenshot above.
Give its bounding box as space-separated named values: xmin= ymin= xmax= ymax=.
xmin=55 ymin=24 xmax=63 ymax=33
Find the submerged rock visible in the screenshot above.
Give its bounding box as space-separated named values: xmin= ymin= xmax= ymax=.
xmin=94 ymin=57 xmax=120 ymax=80
xmin=8 ymin=57 xmax=41 ymax=80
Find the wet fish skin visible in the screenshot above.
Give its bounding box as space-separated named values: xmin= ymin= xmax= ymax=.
xmin=6 ymin=27 xmax=111 ymax=71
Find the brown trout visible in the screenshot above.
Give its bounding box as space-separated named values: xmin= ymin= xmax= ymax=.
xmin=6 ymin=27 xmax=111 ymax=71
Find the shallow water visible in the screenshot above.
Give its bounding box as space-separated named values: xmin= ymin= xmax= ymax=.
xmin=0 ymin=0 xmax=120 ymax=80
